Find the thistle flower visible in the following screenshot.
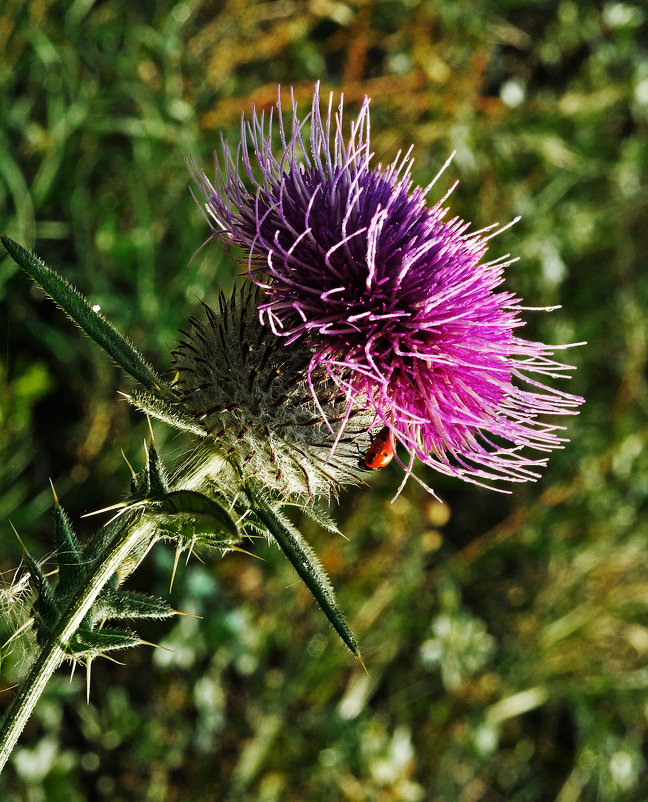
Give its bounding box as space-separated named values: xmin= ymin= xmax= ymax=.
xmin=172 ymin=283 xmax=375 ymax=498
xmin=189 ymin=85 xmax=583 ymax=491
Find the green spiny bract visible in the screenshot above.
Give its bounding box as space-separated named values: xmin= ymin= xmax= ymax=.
xmin=92 ymin=443 xmax=240 ymax=585
xmin=170 ymin=282 xmax=376 ymax=500
xmin=135 ymin=447 xmax=241 ymax=558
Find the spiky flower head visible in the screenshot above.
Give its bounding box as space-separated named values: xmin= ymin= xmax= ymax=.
xmin=189 ymin=84 xmax=583 ymax=491
xmin=172 ymin=283 xmax=375 ymax=498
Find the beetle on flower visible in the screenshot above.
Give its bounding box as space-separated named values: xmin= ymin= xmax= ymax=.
xmin=189 ymin=83 xmax=583 ymax=495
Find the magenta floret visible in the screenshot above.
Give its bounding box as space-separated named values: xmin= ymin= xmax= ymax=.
xmin=189 ymin=84 xmax=583 ymax=491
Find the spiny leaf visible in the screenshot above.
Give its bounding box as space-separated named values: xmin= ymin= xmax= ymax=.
xmin=53 ymin=501 xmax=85 ymax=595
xmin=90 ymin=589 xmax=175 ymax=623
xmin=146 ymin=444 xmax=170 ymax=498
xmin=130 ymin=465 xmax=151 ymax=499
xmin=245 ymin=483 xmax=360 ymax=658
xmin=298 ymin=502 xmax=344 ymax=537
xmin=82 ymin=507 xmax=142 ymax=569
xmin=1 ymin=235 xmax=165 ymax=394
xmin=149 ymin=490 xmax=238 ymax=537
xmin=68 ymin=627 xmax=144 ymax=657
xmin=20 ymin=551 xmax=60 ymax=641
xmin=124 ymin=389 xmax=207 ymax=437
xmin=128 ymin=442 xmax=170 ymax=500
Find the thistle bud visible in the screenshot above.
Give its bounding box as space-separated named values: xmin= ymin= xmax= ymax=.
xmin=172 ymin=283 xmax=375 ymax=498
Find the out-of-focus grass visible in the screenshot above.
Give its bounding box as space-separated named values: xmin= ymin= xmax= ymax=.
xmin=1 ymin=0 xmax=648 ymax=800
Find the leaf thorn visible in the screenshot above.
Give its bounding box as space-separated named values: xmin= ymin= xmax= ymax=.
xmin=81 ymin=501 xmax=129 ymax=518
xmin=146 ymin=414 xmax=155 ymax=446
xmin=171 ymin=609 xmax=203 ymax=619
xmin=121 ymin=449 xmax=136 ymax=478
xmin=170 ymin=545 xmax=182 ymax=592
xmin=139 ymin=639 xmax=173 ymax=652
xmin=1 ymin=617 xmax=35 ymax=649
xmin=86 ymin=658 xmax=92 ymax=704
xmin=49 ymin=478 xmax=59 ymax=506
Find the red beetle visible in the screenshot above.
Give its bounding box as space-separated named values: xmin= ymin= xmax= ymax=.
xmin=364 ymin=425 xmax=395 ymax=470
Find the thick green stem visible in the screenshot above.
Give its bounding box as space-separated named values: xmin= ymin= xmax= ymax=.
xmin=0 ymin=510 xmax=147 ymax=773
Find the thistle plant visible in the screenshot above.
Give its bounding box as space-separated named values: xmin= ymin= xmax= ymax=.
xmin=0 ymin=84 xmax=582 ymax=772
xmin=0 ymin=239 xmax=369 ymax=772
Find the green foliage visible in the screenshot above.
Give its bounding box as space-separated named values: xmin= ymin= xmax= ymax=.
xmin=16 ymin=490 xmax=174 ymax=659
xmin=1 ymin=236 xmax=165 ymax=395
xmin=244 ymin=481 xmax=360 ymax=658
xmin=124 ymin=388 xmax=209 ymax=437
xmin=150 ymin=490 xmax=238 ymax=537
xmin=7 ymin=439 xmax=245 ymax=669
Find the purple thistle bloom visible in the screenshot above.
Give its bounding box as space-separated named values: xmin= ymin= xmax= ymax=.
xmin=189 ymin=84 xmax=583 ymax=492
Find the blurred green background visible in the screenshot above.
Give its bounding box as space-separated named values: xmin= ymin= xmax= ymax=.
xmin=1 ymin=0 xmax=647 ymax=799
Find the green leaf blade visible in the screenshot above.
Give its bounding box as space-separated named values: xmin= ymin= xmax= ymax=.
xmin=91 ymin=589 xmax=175 ymax=622
xmin=125 ymin=389 xmax=208 ymax=437
xmin=152 ymin=490 xmax=239 ymax=538
xmin=69 ymin=627 xmax=144 ymax=657
xmin=53 ymin=502 xmax=85 ymax=595
xmin=246 ymin=484 xmax=360 ymax=658
xmin=1 ymin=235 xmax=164 ymax=393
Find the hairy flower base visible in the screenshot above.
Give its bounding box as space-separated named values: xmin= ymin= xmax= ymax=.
xmin=172 ymin=283 xmax=376 ymax=498
xmin=190 ymin=84 xmax=584 ymax=491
